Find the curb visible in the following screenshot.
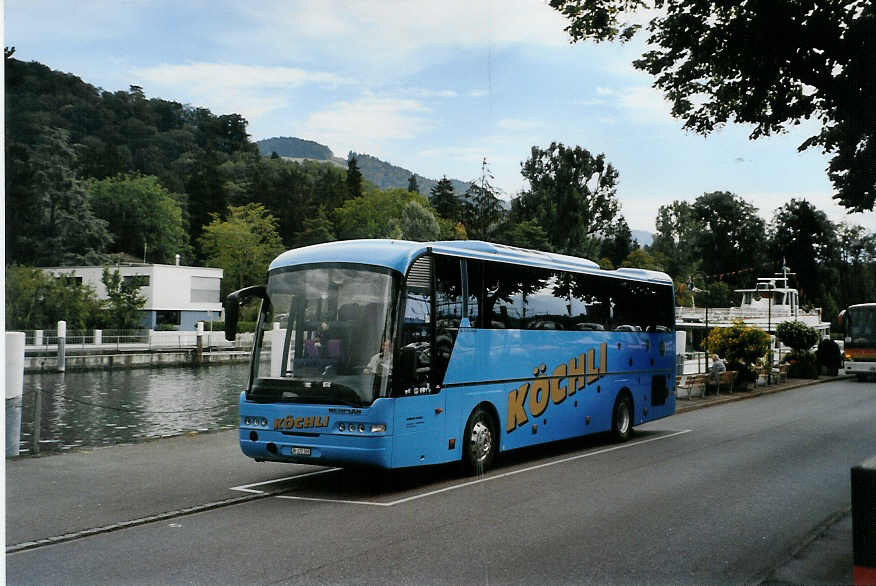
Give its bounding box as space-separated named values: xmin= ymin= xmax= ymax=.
xmin=675 ymin=375 xmax=856 ymax=414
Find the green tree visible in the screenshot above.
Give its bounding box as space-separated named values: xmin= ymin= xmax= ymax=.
xmin=199 ymin=203 xmax=285 ymax=296
xmin=462 ymin=158 xmax=504 ymax=240
xmin=346 ymin=155 xmax=363 ymax=199
xmin=692 ymin=191 xmax=767 ymax=287
xmin=835 ymin=223 xmax=876 ymax=309
xmin=89 ymin=174 xmax=192 ymax=264
xmin=620 ymin=248 xmax=662 ymax=271
xmin=599 ymin=215 xmax=637 ymax=268
xmin=334 ymin=188 xmax=429 ymax=240
xmin=650 ymin=200 xmax=700 ymax=280
xmin=101 ymin=268 xmax=147 ymax=329
xmin=494 ymin=219 xmax=552 ymax=251
xmin=549 ymin=0 xmax=875 ymax=212
xmin=516 ymin=142 xmax=620 ymax=255
xmin=407 ymin=174 xmax=420 ymax=193
xmin=294 ymin=207 xmax=336 ymax=248
xmin=770 ymin=199 xmax=837 ymax=306
xmin=5 ymin=266 xmax=102 ymax=330
xmin=697 ymin=281 xmax=734 ymax=309
xmin=6 ymin=126 xmax=111 ymax=265
xmin=429 ymin=175 xmax=460 ymax=222
xmin=399 ymin=201 xmax=441 ymax=241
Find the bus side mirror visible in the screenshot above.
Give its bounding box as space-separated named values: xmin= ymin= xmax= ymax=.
xmin=224 ymin=285 xmax=267 ymax=342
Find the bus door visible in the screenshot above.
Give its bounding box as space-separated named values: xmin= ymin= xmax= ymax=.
xmin=392 ymin=258 xmax=447 ymax=467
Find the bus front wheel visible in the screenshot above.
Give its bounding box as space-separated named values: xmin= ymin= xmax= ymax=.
xmin=463 ymin=408 xmax=497 ymax=475
xmin=612 ymin=393 xmax=633 ymax=442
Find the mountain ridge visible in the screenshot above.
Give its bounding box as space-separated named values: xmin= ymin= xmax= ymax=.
xmin=256 ymin=137 xmax=472 ymax=196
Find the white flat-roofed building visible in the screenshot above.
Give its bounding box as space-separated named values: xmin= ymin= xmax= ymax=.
xmin=43 ymin=263 xmax=223 ymax=330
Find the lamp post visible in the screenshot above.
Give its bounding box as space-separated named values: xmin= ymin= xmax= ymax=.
xmin=765 ymin=283 xmax=774 ymax=384
xmin=688 ymin=276 xmax=710 ymax=373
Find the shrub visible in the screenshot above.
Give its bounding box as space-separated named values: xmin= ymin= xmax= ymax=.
xmin=776 ymin=321 xmax=819 ymax=352
xmin=783 ymin=350 xmax=819 ymax=378
xmin=706 ymin=321 xmax=771 ymax=383
xmin=816 ymin=338 xmax=842 ymax=374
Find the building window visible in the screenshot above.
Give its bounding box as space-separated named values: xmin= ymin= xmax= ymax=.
xmin=156 ymin=310 xmax=181 ymax=327
xmin=123 ymin=275 xmax=150 ymax=287
xmin=59 ymin=275 xmax=83 ymax=286
xmin=191 ymin=276 xmax=220 ymax=303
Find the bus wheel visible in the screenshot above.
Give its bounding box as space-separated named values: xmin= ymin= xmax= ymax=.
xmin=463 ymin=408 xmax=497 ymax=475
xmin=612 ymin=394 xmax=633 ymax=442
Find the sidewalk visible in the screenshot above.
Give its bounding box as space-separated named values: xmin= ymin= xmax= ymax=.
xmin=675 ymin=373 xmax=854 ymax=414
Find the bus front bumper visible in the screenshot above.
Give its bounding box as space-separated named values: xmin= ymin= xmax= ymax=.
xmin=239 ymin=430 xmax=393 ymax=469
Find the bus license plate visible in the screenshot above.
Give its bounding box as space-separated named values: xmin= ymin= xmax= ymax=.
xmin=292 ymin=447 xmax=311 ymax=456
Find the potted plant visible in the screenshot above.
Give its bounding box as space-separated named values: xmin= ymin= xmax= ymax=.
xmin=706 ymin=321 xmax=771 ymax=390
xmin=776 ymin=321 xmax=820 ymax=378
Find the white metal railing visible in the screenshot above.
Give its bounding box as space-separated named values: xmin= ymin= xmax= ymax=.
xmin=22 ymin=329 xmax=243 ymax=353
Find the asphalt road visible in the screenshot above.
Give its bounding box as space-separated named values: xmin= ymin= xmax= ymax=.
xmin=7 ymin=379 xmax=875 ymax=585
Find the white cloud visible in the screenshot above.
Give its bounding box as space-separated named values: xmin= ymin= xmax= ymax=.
xmin=130 ymin=61 xmax=356 ymax=122
xmin=301 ymin=95 xmax=436 ymax=156
xmin=397 ymin=88 xmax=459 ymax=99
xmin=133 ymin=62 xmax=353 ymax=90
xmin=232 ymin=0 xmax=570 ymax=75
xmin=591 ymin=85 xmax=674 ymax=124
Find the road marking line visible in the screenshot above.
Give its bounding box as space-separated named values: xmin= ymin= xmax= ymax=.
xmin=229 ymin=468 xmax=342 ymax=493
xmin=274 ymin=429 xmax=693 ymax=507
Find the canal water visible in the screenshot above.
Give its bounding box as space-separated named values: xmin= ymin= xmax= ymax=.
xmin=19 ymin=364 xmax=249 ymax=455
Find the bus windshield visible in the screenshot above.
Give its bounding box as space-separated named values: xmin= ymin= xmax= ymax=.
xmin=847 ymin=305 xmax=876 ymax=346
xmin=250 ymin=265 xmax=398 ymax=407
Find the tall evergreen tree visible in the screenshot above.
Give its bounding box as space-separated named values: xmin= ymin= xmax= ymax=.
xmin=407 ymin=174 xmax=420 ymax=193
xmin=346 ymin=155 xmax=363 ymax=199
xmin=429 ymin=175 xmax=460 ymax=222
xmin=463 ymin=158 xmax=504 ymax=240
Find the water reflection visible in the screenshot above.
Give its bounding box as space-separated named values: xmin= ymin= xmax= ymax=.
xmin=19 ymin=364 xmax=249 ymax=454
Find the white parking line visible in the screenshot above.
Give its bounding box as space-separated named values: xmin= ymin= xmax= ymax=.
xmin=229 ymin=468 xmax=342 ymax=493
xmin=255 ymin=429 xmax=693 ymax=506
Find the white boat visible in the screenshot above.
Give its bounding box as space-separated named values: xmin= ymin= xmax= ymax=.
xmin=676 ymin=270 xmax=830 ymax=336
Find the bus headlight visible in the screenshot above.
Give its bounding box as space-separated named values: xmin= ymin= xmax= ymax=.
xmin=370 ymin=424 xmax=386 ymax=433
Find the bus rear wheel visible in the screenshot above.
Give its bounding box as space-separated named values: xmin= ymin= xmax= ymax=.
xmin=463 ymin=408 xmax=497 ymax=475
xmin=612 ymin=394 xmax=633 ymax=442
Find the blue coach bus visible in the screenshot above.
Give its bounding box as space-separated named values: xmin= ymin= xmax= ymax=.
xmin=224 ymin=239 xmax=676 ymax=474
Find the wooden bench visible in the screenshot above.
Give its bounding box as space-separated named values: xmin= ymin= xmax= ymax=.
xmin=676 ymin=373 xmax=708 ymax=399
xmin=758 ymin=364 xmax=789 ymax=385
xmin=707 ymin=370 xmax=738 ymax=394
xmin=774 ymin=363 xmax=789 ymax=383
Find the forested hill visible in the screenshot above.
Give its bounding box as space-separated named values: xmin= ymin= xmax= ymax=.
xmin=5 ymin=54 xmax=478 ymax=270
xmin=348 ymin=152 xmax=471 ymax=195
xmin=255 ymin=137 xmax=472 ymax=195
xmin=5 ymin=54 xmax=258 ymax=266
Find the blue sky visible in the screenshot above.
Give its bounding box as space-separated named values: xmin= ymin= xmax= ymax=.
xmin=6 ymin=0 xmax=873 ymax=233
